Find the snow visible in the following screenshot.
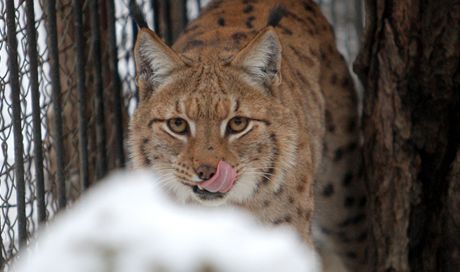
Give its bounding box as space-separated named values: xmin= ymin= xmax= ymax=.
xmin=12 ymin=170 xmax=321 ymax=272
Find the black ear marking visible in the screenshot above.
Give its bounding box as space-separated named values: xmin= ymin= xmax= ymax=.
xmin=322 ymin=183 xmax=334 ymax=197
xmin=129 ymin=0 xmax=148 ymax=28
xmin=267 ymin=5 xmax=287 ymax=27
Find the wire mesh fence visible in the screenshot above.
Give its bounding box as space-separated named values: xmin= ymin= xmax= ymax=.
xmin=0 ymin=0 xmax=363 ymax=269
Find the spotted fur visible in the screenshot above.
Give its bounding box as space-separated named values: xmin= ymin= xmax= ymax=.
xmin=129 ymin=1 xmax=367 ymax=271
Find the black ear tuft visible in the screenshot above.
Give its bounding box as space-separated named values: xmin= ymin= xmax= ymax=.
xmin=129 ymin=0 xmax=149 ymax=28
xmin=267 ymin=5 xmax=287 ymax=27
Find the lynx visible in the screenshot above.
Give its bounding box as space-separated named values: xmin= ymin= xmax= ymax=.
xmin=129 ymin=0 xmax=367 ymax=270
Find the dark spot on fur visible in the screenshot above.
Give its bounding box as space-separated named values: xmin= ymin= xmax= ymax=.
xmin=184 ymin=39 xmax=205 ymax=51
xmin=263 ymin=200 xmax=271 ymax=207
xmin=345 ymin=251 xmax=358 ymax=259
xmin=306 ymin=17 xmax=316 ymax=28
xmin=309 ymin=47 xmax=318 ymax=57
xmin=288 ymin=196 xmax=294 ymax=204
xmin=278 ymin=24 xmax=293 ymax=35
xmin=331 ymin=73 xmax=338 ymax=85
xmin=325 ymin=110 xmax=335 ymax=132
xmin=153 ymin=156 xmax=159 ymax=160
xmin=320 ymin=50 xmax=326 ymax=60
xmin=302 ymin=1 xmax=315 ymax=13
xmin=323 ymin=183 xmax=334 ymax=197
xmin=257 ymin=144 xmax=264 ymax=153
xmin=334 ymin=148 xmax=344 ymax=161
xmin=343 ymin=172 xmax=353 ymax=187
xmin=246 ymin=16 xmax=255 ymax=28
xmin=144 ymin=156 xmax=151 ymax=166
xmin=207 ymin=146 xmax=214 ymax=151
xmin=339 ymin=213 xmax=366 ymax=227
xmin=344 ymin=196 xmax=355 ymax=208
xmin=296 ymin=207 xmax=302 ymax=216
xmin=296 ymin=184 xmax=305 ymax=193
xmin=189 ymin=39 xmax=204 ymax=46
xmin=217 ymin=17 xmax=225 ymax=26
xmin=273 ymin=215 xmax=291 ymax=225
xmin=231 ymin=32 xmax=248 ymax=43
xmin=243 ymin=4 xmax=254 ymax=13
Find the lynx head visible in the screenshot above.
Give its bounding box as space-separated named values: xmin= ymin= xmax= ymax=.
xmin=129 ymin=26 xmax=298 ymax=205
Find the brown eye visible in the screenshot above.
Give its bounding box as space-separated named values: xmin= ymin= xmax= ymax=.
xmin=167 ymin=118 xmax=189 ymax=134
xmin=227 ymin=117 xmax=249 ymax=134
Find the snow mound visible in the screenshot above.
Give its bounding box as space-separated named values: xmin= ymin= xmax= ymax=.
xmin=13 ymin=170 xmax=321 ymax=272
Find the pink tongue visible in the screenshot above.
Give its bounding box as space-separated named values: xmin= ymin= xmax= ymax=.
xmin=199 ymin=161 xmax=237 ymax=193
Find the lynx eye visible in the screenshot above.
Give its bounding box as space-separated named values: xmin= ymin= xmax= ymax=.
xmin=167 ymin=118 xmax=189 ymax=134
xmin=227 ymin=117 xmax=249 ymax=134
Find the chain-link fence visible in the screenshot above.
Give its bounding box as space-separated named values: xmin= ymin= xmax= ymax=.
xmin=0 ymin=0 xmax=363 ymax=269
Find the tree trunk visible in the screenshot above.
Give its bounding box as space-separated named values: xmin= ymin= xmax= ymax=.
xmin=45 ymin=0 xmax=127 ymax=201
xmin=354 ymin=0 xmax=460 ymax=271
xmin=157 ymin=0 xmax=187 ymax=44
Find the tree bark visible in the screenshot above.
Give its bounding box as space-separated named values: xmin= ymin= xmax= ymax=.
xmin=354 ymin=0 xmax=460 ymax=271
xmin=157 ymin=0 xmax=187 ymax=44
xmin=45 ymin=0 xmax=128 ymax=201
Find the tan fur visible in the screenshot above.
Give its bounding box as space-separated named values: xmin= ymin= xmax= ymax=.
xmin=129 ymin=0 xmax=367 ymax=271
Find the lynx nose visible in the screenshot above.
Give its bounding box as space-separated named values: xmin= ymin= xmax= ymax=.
xmin=196 ymin=164 xmax=216 ymax=181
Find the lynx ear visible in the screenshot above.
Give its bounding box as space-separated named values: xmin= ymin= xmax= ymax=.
xmin=134 ymin=28 xmax=184 ymax=96
xmin=232 ymin=27 xmax=282 ymax=87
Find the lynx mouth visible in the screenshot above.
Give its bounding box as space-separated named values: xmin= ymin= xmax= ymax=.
xmin=192 ymin=185 xmax=225 ymax=200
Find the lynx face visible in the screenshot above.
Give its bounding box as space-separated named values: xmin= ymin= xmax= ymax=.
xmin=129 ymin=27 xmax=298 ymax=205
